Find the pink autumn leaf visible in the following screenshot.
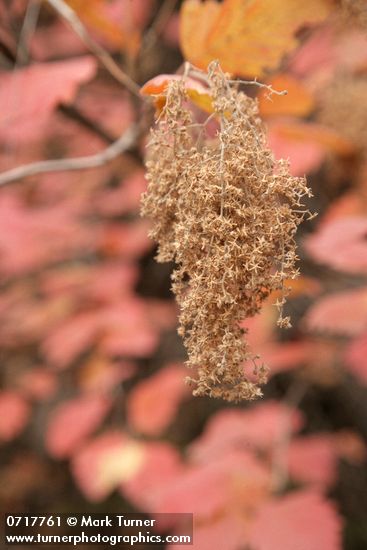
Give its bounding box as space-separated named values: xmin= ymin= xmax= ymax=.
xmin=42 ymin=311 xmax=100 ymax=369
xmin=169 ymin=513 xmax=246 ymax=550
xmin=287 ymin=434 xmax=337 ymax=488
xmin=344 ymin=332 xmax=367 ymax=384
xmin=78 ymin=358 xmax=136 ymax=394
xmin=98 ymin=299 xmax=159 ymax=358
xmin=93 ymin=170 xmax=148 ymax=217
xmin=304 ymin=287 xmax=367 ymax=336
xmin=0 ymin=391 xmax=30 ymax=442
xmin=260 ymin=340 xmax=313 ymax=375
xmin=248 ymin=491 xmax=342 ymax=550
xmin=98 ymin=221 xmax=153 ymax=259
xmin=73 ymin=433 xmax=183 ymax=505
xmin=45 ymin=395 xmax=111 ymax=458
xmin=126 ymin=364 xmax=189 ymax=436
xmin=154 ymin=450 xmax=270 ymax=519
xmin=189 ymin=401 xmax=303 ymax=462
xmin=0 ymin=57 xmax=97 ymax=143
xmin=267 ymin=123 xmax=325 ymax=176
xmin=71 ymin=431 xmax=146 ymax=501
xmin=43 ymin=298 xmax=159 ymax=369
xmin=16 ymin=368 xmax=58 ymax=401
xmin=304 ymin=217 xmax=367 ymax=274
xmin=121 ymin=442 xmax=185 ymax=511
xmin=0 ymin=194 xmax=92 ymax=277
xmin=41 ymin=262 xmax=138 ymax=304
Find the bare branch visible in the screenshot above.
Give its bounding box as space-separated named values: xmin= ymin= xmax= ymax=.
xmin=143 ymin=0 xmax=178 ymax=53
xmin=185 ymin=62 xmax=288 ymax=97
xmin=271 ymin=378 xmax=309 ymax=491
xmin=16 ymin=0 xmax=41 ymax=65
xmin=0 ymin=125 xmax=139 ymax=186
xmin=46 ymin=0 xmax=141 ymax=97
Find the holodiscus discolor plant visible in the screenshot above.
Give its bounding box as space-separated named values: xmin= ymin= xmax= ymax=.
xmin=141 ymin=63 xmax=312 ymax=402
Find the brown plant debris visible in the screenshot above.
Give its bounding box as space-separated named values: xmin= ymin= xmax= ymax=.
xmin=318 ymin=75 xmax=367 ymax=157
xmin=341 ymin=0 xmax=367 ymax=30
xmin=141 ymin=63 xmax=312 ymax=402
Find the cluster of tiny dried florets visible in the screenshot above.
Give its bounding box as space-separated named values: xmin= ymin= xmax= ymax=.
xmin=341 ymin=0 xmax=367 ymax=29
xmin=141 ymin=63 xmax=312 ymax=402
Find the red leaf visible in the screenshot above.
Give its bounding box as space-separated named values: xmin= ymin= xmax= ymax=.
xmin=0 ymin=391 xmax=30 ymax=442
xmin=345 ymin=332 xmax=367 ymax=383
xmin=190 ymin=401 xmax=303 ymax=462
xmin=267 ymin=121 xmax=353 ymax=176
xmin=98 ymin=299 xmax=159 ymax=358
xmin=0 ymin=57 xmax=97 ymax=143
xmin=304 ymin=287 xmax=367 ymax=336
xmin=127 ymin=364 xmax=189 ymax=436
xmin=45 ymin=395 xmax=111 ymax=458
xmin=41 ymin=262 xmax=138 ymax=304
xmin=98 ymin=221 xmax=152 ymax=259
xmin=78 ymin=357 xmax=136 ymax=394
xmin=71 ymin=431 xmax=146 ymax=501
xmin=121 ymin=442 xmax=184 ymax=510
xmin=42 ymin=298 xmax=159 ymax=368
xmin=288 ymin=435 xmax=337 ymax=488
xmin=304 ymin=217 xmax=367 ymax=274
xmin=248 ymin=491 xmax=342 ymax=550
xmin=0 ymin=194 xmax=92 ymax=277
xmin=93 ymin=170 xmax=147 ymax=216
xmin=154 ymin=450 xmax=270 ymax=518
xmin=42 ymin=311 xmax=100 ymax=369
xmin=16 ymin=368 xmax=58 ymax=401
xmin=72 ymin=433 xmax=183 ymax=505
xmin=169 ymin=513 xmax=246 ymax=550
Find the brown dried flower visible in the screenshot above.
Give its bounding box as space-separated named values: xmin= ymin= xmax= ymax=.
xmin=341 ymin=0 xmax=367 ymax=30
xmin=141 ymin=63 xmax=312 ymax=402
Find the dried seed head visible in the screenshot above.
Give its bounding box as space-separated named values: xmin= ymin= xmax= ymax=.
xmin=141 ymin=63 xmax=312 ymax=402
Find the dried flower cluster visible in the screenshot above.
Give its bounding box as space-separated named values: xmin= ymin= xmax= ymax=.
xmin=141 ymin=63 xmax=311 ymax=402
xmin=341 ymin=0 xmax=367 ymax=30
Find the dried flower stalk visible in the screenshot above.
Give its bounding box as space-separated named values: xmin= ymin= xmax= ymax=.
xmin=141 ymin=63 xmax=312 ymax=402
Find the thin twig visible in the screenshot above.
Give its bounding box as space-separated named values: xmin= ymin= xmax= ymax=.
xmin=271 ymin=378 xmax=309 ymax=492
xmin=185 ymin=63 xmax=288 ymax=97
xmin=0 ymin=125 xmax=139 ymax=186
xmin=46 ymin=0 xmax=141 ymax=97
xmin=16 ymin=0 xmax=41 ymax=65
xmin=143 ymin=0 xmax=178 ymax=52
xmin=229 ymin=78 xmax=288 ymax=97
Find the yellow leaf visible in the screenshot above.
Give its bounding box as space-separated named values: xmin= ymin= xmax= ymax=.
xmin=141 ymin=74 xmax=215 ymax=114
xmin=180 ymin=0 xmax=333 ymax=78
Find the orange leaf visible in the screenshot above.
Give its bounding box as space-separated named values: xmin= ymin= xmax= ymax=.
xmin=141 ymin=74 xmax=214 ymax=113
xmin=180 ymin=0 xmax=333 ymax=78
xmin=273 ymin=121 xmax=355 ymax=156
xmin=259 ymin=74 xmax=314 ymax=118
xmin=65 ymin=0 xmax=128 ymax=50
xmin=267 ymin=121 xmax=355 ymax=175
